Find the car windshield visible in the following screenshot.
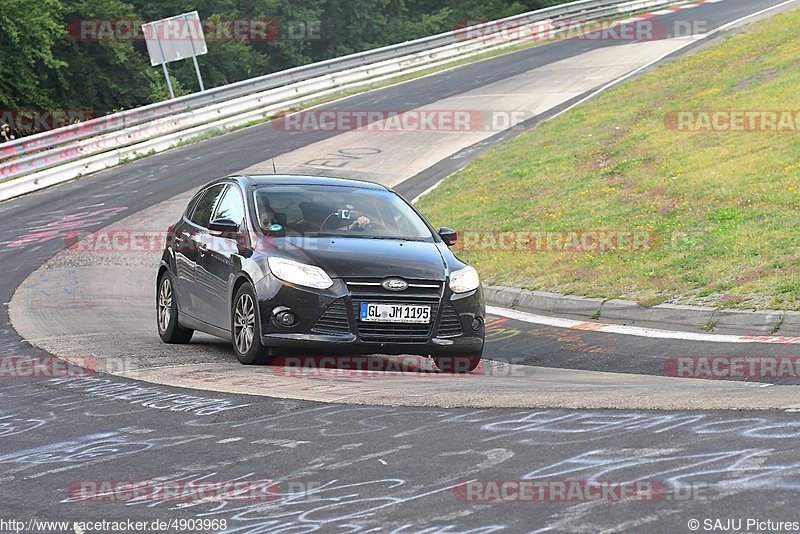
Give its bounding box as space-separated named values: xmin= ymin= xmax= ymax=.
xmin=252 ymin=184 xmax=435 ymax=241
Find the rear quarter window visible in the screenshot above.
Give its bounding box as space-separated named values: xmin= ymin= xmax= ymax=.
xmin=188 ymin=184 xmax=226 ymax=228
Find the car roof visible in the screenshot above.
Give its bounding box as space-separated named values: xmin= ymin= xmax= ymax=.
xmin=226 ymin=174 xmax=390 ymax=191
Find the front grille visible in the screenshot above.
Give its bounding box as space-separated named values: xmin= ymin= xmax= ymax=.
xmin=346 ymin=278 xmax=443 ymax=344
xmin=312 ymin=298 xmax=351 ymax=335
xmin=437 ymin=304 xmax=463 ymax=338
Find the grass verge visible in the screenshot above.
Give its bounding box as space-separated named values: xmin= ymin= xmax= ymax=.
xmin=416 ymin=9 xmax=800 ymax=310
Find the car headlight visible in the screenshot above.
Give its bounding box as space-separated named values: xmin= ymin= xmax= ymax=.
xmin=268 ymin=257 xmax=333 ymax=289
xmin=449 ymin=266 xmax=480 ymax=293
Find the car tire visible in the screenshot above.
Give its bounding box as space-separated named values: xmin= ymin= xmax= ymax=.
xmin=232 ymin=282 xmax=271 ymax=365
xmin=156 ymin=271 xmax=194 ymax=344
xmin=433 ymin=352 xmax=482 ymax=374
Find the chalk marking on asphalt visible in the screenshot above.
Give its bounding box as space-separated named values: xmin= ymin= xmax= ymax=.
xmin=487 ymin=306 xmax=800 ymax=344
xmin=217 ymin=437 xmax=243 ymax=444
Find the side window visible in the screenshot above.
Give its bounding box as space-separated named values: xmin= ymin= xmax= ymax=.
xmin=184 ymin=191 xmax=203 ymax=219
xmin=213 ymin=185 xmax=246 ymax=226
xmin=189 ymin=184 xmax=226 ymax=229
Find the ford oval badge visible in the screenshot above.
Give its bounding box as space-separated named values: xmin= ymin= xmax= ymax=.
xmin=382 ymin=278 xmax=409 ymax=291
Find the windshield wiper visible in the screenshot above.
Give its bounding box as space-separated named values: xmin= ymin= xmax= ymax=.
xmin=305 ymin=233 xmax=427 ymax=241
xmin=359 ymin=236 xmax=428 ymax=242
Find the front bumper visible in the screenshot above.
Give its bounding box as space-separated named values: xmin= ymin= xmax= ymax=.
xmin=254 ymin=275 xmax=484 ymax=356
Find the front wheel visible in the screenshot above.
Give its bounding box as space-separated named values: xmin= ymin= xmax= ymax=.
xmin=156 ymin=272 xmax=193 ymax=344
xmin=232 ymin=282 xmax=271 ymax=365
xmin=433 ymin=352 xmax=482 ymax=374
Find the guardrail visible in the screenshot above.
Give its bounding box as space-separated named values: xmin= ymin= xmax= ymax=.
xmin=0 ymin=0 xmax=689 ymax=201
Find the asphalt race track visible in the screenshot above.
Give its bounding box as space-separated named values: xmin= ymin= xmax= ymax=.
xmin=10 ymin=193 xmax=800 ymax=411
xmin=2 ymin=1 xmax=800 ymax=532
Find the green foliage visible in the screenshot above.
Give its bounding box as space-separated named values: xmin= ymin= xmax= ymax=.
xmin=0 ymin=0 xmax=571 ymax=131
xmin=0 ymin=0 xmax=67 ymax=109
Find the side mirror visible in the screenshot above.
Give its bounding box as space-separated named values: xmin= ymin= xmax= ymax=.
xmin=208 ymin=218 xmax=240 ymax=234
xmin=438 ymin=227 xmax=457 ymax=247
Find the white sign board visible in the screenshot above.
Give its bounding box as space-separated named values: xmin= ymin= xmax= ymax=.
xmin=142 ymin=11 xmax=207 ymax=67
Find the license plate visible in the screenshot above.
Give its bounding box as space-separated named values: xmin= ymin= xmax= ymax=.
xmin=360 ymin=303 xmax=431 ymax=324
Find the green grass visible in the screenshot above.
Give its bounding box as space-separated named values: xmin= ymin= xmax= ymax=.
xmin=416 ymin=9 xmax=800 ymax=310
xmin=173 ymin=129 xmax=226 ymax=148
xmin=118 ymin=148 xmax=156 ymax=164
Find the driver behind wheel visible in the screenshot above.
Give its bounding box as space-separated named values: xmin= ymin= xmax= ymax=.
xmin=334 ymin=203 xmax=382 ymax=231
xmin=342 ymin=214 xmax=371 ymax=231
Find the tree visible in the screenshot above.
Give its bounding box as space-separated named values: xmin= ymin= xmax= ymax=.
xmin=50 ymin=0 xmax=164 ymax=115
xmin=318 ymin=0 xmax=407 ymax=58
xmin=0 ymin=0 xmax=575 ymax=130
xmin=0 ymin=0 xmax=67 ymax=110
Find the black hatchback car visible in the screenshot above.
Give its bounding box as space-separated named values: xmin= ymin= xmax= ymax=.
xmin=156 ymin=175 xmax=485 ymax=372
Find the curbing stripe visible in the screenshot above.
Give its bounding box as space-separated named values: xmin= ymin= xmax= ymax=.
xmin=487 ymin=305 xmax=800 ymax=344
xmin=484 ymin=284 xmax=791 ymax=339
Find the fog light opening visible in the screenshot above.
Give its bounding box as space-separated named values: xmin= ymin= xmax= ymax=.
xmin=275 ymin=310 xmax=297 ymax=327
xmin=471 ymin=317 xmax=484 ymax=331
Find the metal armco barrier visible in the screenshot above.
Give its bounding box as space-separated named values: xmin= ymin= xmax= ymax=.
xmin=0 ymin=0 xmax=690 ymax=201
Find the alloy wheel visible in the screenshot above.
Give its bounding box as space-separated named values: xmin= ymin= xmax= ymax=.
xmin=158 ymin=277 xmax=172 ymax=333
xmin=234 ymin=293 xmax=255 ymax=354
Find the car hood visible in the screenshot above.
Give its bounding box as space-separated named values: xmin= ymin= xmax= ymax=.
xmin=261 ymin=237 xmax=449 ymax=281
